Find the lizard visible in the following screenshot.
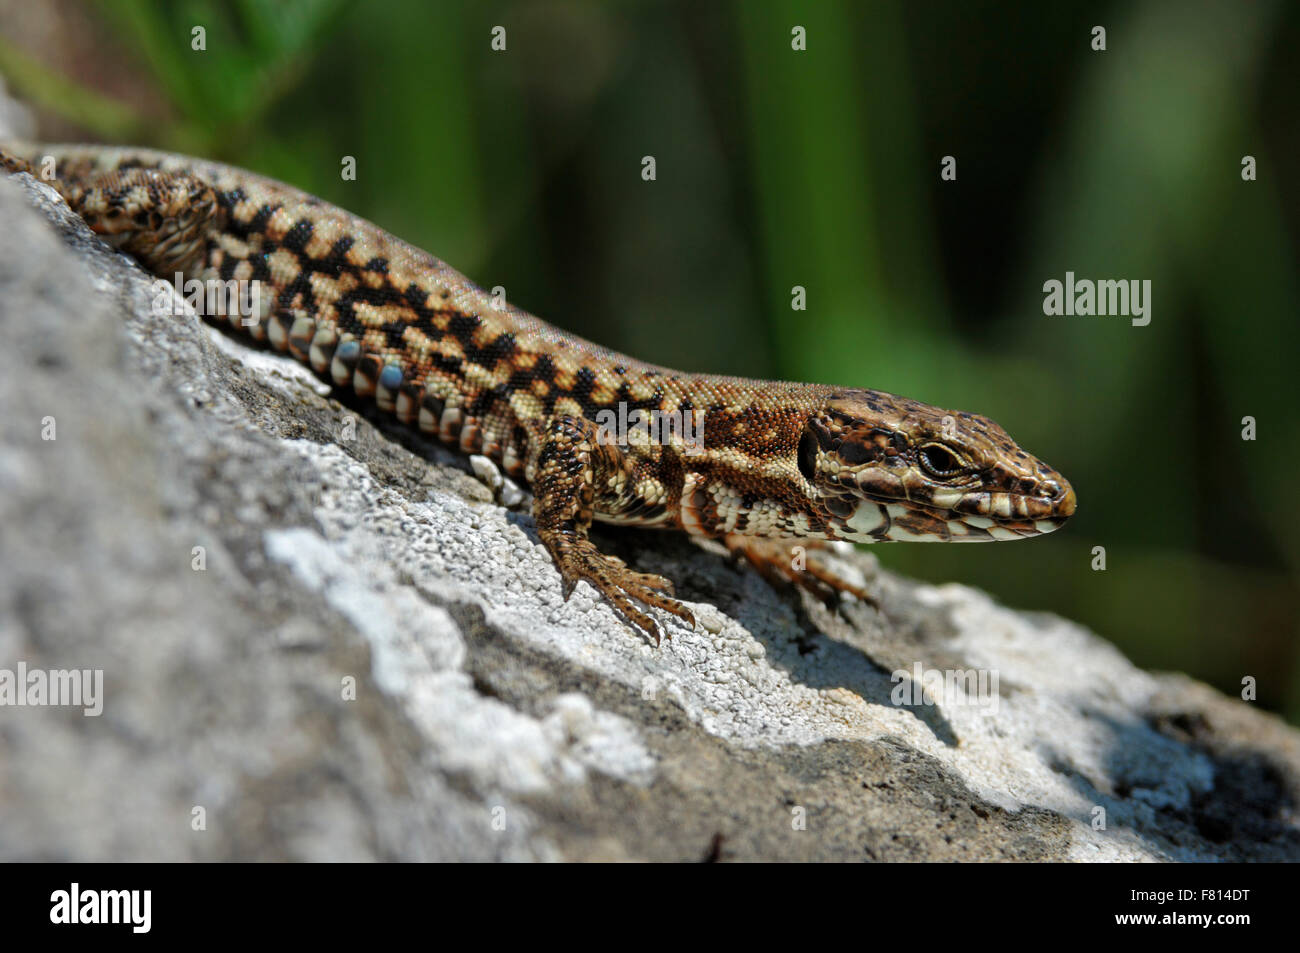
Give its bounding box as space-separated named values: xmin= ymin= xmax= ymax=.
xmin=1 ymin=143 xmax=1077 ymax=643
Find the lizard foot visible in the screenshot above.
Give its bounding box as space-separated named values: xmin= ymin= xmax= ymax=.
xmin=552 ymin=537 xmax=695 ymax=645
xmin=468 ymin=454 xmax=527 ymax=509
xmin=723 ymin=535 xmax=879 ymax=610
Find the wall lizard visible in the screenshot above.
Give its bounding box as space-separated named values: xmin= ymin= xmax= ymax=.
xmin=2 ymin=144 xmax=1076 ymax=642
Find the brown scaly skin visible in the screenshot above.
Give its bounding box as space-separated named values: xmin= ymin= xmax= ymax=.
xmin=2 ymin=143 xmax=1077 ymax=643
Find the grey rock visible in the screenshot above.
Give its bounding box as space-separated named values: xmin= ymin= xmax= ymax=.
xmin=1 ymin=170 xmax=1296 ymax=862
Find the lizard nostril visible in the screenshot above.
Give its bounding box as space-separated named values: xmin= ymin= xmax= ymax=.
xmin=1054 ymin=483 xmax=1077 ymax=518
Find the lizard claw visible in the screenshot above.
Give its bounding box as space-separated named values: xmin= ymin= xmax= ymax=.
xmin=554 ymin=539 xmax=694 ymax=644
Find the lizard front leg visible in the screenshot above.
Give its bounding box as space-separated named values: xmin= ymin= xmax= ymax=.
xmin=530 ymin=416 xmax=695 ymax=643
xmin=678 ymin=467 xmax=878 ymax=609
xmin=721 ymin=535 xmax=878 ymax=609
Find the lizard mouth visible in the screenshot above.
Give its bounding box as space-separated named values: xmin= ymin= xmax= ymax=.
xmin=831 ymin=462 xmax=1076 ymax=528
xmin=944 ymin=481 xmax=1076 ymax=524
xmin=831 ymin=481 xmax=1076 ymax=543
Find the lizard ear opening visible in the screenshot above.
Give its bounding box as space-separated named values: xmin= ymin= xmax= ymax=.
xmin=797 ymin=425 xmax=819 ymax=484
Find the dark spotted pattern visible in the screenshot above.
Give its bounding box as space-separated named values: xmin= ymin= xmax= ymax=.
xmin=3 ymin=142 xmax=1075 ymax=642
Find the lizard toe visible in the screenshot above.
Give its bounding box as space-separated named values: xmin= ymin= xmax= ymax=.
xmin=553 ymin=540 xmax=694 ymax=643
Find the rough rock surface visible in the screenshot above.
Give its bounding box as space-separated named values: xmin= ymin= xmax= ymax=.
xmin=1 ymin=171 xmax=1297 ymax=862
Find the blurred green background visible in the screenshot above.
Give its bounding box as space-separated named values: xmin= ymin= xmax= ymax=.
xmin=2 ymin=0 xmax=1296 ymax=720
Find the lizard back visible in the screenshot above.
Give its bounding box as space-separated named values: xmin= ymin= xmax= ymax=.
xmin=16 ymin=144 xmax=832 ymax=497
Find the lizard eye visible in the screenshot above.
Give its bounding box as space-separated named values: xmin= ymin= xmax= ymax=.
xmin=919 ymin=443 xmax=965 ymax=479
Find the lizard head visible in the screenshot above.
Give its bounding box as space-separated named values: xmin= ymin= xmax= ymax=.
xmin=73 ymin=168 xmax=220 ymax=276
xmin=799 ymin=389 xmax=1075 ymax=542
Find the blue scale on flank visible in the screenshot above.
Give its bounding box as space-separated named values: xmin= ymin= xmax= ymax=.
xmin=376 ymin=363 xmax=404 ymax=410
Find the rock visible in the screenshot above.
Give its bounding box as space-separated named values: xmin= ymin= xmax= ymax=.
xmin=1 ymin=169 xmax=1297 ymax=862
